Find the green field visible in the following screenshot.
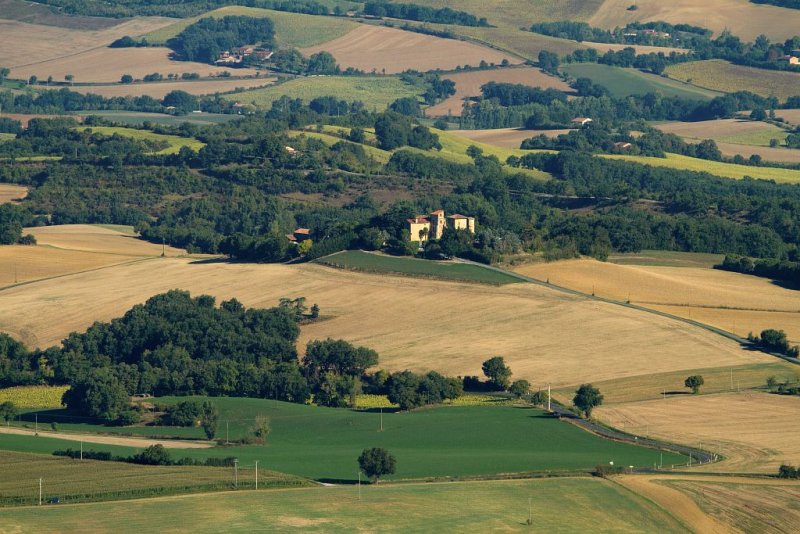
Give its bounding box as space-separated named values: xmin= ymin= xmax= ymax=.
xmin=289 ymin=130 xmax=392 ymax=164
xmin=140 ymin=6 xmax=358 ymax=48
xmin=715 ymin=129 xmax=790 ymax=147
xmin=0 ymin=450 xmax=305 ymax=506
xmin=76 ymin=126 xmax=205 ymax=155
xmin=4 ymin=399 xmax=686 ymax=481
xmin=561 ymin=63 xmax=721 ymax=100
xmin=608 ymin=250 xmax=725 ymax=268
xmin=317 ymin=251 xmax=524 ymax=285
xmin=224 ymin=76 xmax=423 ymax=111
xmin=603 ymin=153 xmax=800 ymax=183
xmin=75 ymin=111 xmax=242 ymax=127
xmin=0 ymin=477 xmax=686 ymax=533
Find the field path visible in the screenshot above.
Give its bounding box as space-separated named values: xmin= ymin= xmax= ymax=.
xmin=0 ymin=426 xmax=212 ymax=449
xmin=615 ymin=475 xmax=734 ymax=534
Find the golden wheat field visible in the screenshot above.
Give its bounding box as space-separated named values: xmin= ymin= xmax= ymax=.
xmin=299 ymin=24 xmax=518 ymax=74
xmin=26 ymin=224 xmax=186 ymax=257
xmin=665 ymin=60 xmax=800 ymax=102
xmin=47 ymin=78 xmax=276 ymax=99
xmin=449 ymin=128 xmax=572 ymax=148
xmin=11 ymin=47 xmax=256 ymax=84
xmin=590 ymin=0 xmax=800 ymax=40
xmin=426 ymin=67 xmax=572 ymax=117
xmin=515 ymin=258 xmax=800 ymax=343
xmin=0 ymin=250 xmax=772 ymax=386
xmin=655 ymin=119 xmax=785 ymax=144
xmin=597 ymin=392 xmax=800 ymax=473
xmin=0 ymin=18 xmax=174 ymax=69
xmin=774 ymin=109 xmax=800 ymax=126
xmin=0 ymin=184 xmax=27 ymax=204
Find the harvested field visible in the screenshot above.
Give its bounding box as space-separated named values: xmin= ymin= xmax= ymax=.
xmin=47 ymin=78 xmax=275 ymax=99
xmin=706 ymin=143 xmax=800 ymax=164
xmin=300 ymin=24 xmax=518 ymax=74
xmin=11 ymin=47 xmax=255 ymax=84
xmin=0 ymin=183 xmax=27 ymax=204
xmin=774 ymin=109 xmax=800 ymax=126
xmin=0 ymin=427 xmax=211 ymax=449
xmin=665 ymin=60 xmax=800 ymax=102
xmin=597 ymin=392 xmax=800 ymax=472
xmin=449 ymin=128 xmax=571 ymax=148
xmin=0 ymin=0 xmax=119 ymax=30
xmin=0 ymin=18 xmax=174 ymax=69
xmin=666 ymin=477 xmax=800 ymax=534
xmin=0 ymin=258 xmax=772 ymax=385
xmin=552 ymin=362 xmax=800 ymax=406
xmin=591 ymin=0 xmax=800 ymax=41
xmin=514 ymin=258 xmax=800 ymax=343
xmin=426 ymin=66 xmax=572 ymax=117
xmin=27 ymin=224 xmax=186 ymax=257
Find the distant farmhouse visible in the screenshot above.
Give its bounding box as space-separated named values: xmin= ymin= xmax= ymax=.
xmin=216 ymin=46 xmax=273 ymax=65
xmin=286 ymin=228 xmax=311 ymax=244
xmin=571 ymin=117 xmax=593 ymax=127
xmin=407 ymin=209 xmax=476 ymax=242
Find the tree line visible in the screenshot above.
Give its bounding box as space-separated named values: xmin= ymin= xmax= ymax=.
xmin=167 ymin=15 xmax=275 ymax=64
xmin=363 ymin=2 xmax=489 ymax=27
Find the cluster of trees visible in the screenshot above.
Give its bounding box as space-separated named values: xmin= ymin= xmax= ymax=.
xmin=752 ymin=0 xmax=800 ymax=8
xmin=0 ymin=290 xmax=379 ymax=422
xmin=158 ymin=399 xmax=219 ymax=439
xmin=362 ymin=2 xmax=488 ymax=27
xmin=374 ymin=112 xmax=440 ymax=150
xmin=55 ymin=444 xmax=237 ymax=466
xmin=480 ymin=82 xmax=567 ymax=107
xmin=778 ymin=464 xmax=800 ymax=479
xmin=747 ymin=329 xmax=800 ymax=357
xmin=531 ymin=21 xmax=708 ymax=48
xmin=716 ymin=254 xmax=800 ymax=287
xmin=167 ymin=16 xmax=275 ymax=63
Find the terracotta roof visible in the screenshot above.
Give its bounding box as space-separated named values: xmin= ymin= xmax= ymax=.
xmin=286 ymin=234 xmax=297 ymax=242
xmin=407 ymin=217 xmax=429 ymax=224
xmin=571 ymin=117 xmax=592 ymax=123
xmin=447 ymin=214 xmax=472 ymax=219
xmin=294 ymin=228 xmax=311 ymax=235
xmin=430 ymin=209 xmax=444 ymax=215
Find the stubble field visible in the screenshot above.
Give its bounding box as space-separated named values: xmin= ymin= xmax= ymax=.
xmin=515 ymin=258 xmax=800 ymax=343
xmin=426 ymin=66 xmax=572 ymax=117
xmin=590 ymin=0 xmax=800 ymax=41
xmin=0 ymin=228 xmax=772 ymax=387
xmin=665 ymin=60 xmax=800 ymax=102
xmin=49 ymin=78 xmax=275 ymax=99
xmin=0 ymin=183 xmax=27 ymax=204
xmin=596 ymin=392 xmax=800 ymax=473
xmin=300 ymin=24 xmax=518 ymax=74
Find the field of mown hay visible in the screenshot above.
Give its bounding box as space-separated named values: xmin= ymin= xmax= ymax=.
xmin=0 ymin=477 xmax=686 ymax=533
xmin=27 ymin=224 xmax=186 ymax=257
xmin=666 ymin=477 xmax=800 ymax=533
xmin=655 ymin=119 xmax=788 ymax=146
xmin=300 ymin=24 xmax=518 ymax=74
xmin=449 ymin=128 xmax=571 ymax=148
xmin=515 ymin=258 xmax=800 ymax=343
xmin=590 ymin=0 xmax=800 ymax=40
xmin=426 ymin=66 xmax=571 ymax=117
xmin=0 ymin=183 xmax=27 ymax=204
xmin=775 ymin=109 xmax=800 ymax=126
xmin=596 ymin=392 xmax=800 ymax=473
xmin=0 ymin=248 xmax=772 ymax=385
xmin=10 ymin=47 xmax=256 ymax=84
xmin=665 ymin=60 xmax=800 ymax=102
xmin=0 ymin=17 xmax=174 ymax=69
xmin=141 ymin=6 xmax=358 ymax=49
xmin=48 ymin=78 xmax=275 ymax=99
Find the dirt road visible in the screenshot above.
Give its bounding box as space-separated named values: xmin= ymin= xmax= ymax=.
xmin=0 ymin=426 xmax=212 ymax=449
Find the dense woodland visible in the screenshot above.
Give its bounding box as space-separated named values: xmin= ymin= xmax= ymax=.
xmin=167 ymin=15 xmax=275 ymax=63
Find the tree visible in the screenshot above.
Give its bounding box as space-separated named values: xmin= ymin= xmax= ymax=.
xmin=28 ymin=75 xmax=37 ymax=86
xmin=0 ymin=67 xmax=9 ymax=84
xmin=252 ymin=415 xmax=271 ymax=443
xmin=509 ymin=379 xmax=530 ymax=398
xmin=131 ymin=444 xmax=172 ymax=465
xmin=358 ymin=447 xmax=396 ymax=482
xmin=120 ymin=74 xmax=134 ymax=84
xmin=62 ymin=370 xmax=131 ymax=423
xmin=766 ymin=375 xmax=778 ymax=392
xmin=538 ymin=50 xmax=560 ymax=74
xmin=65 ymin=74 xmax=74 ymax=86
xmin=307 ymin=51 xmax=338 ymax=74
xmin=0 ymin=401 xmax=17 ymax=424
xmin=573 ymin=384 xmax=603 ymax=418
xmin=749 ymin=108 xmax=767 ymax=121
xmin=163 ymin=90 xmax=199 ymax=114
xmin=201 ymin=400 xmax=218 ymax=439
xmin=309 ymin=304 xmax=320 ymax=319
xmin=482 ymin=356 xmax=512 ymax=390
xmin=684 ymin=375 xmax=704 ymax=394
xmin=390 ymin=97 xmax=422 ymax=117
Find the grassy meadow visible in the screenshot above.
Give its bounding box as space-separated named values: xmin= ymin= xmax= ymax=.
xmin=561 ymin=63 xmax=721 ymax=100
xmin=316 ymin=251 xmax=524 ymax=285
xmin=140 ymin=6 xmax=357 ymax=48
xmin=74 ymin=111 xmax=242 ymax=127
xmin=5 ymin=399 xmax=686 ymax=481
xmin=76 ymin=126 xmax=205 ymax=155
xmin=225 ymin=76 xmax=422 ymax=111
xmin=0 ymin=477 xmax=687 ymax=533
xmin=665 ymin=60 xmax=800 ymax=102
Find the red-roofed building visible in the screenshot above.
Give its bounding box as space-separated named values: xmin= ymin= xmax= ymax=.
xmin=405 ymin=210 xmax=476 ymax=242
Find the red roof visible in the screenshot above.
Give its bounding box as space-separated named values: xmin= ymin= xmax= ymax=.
xmin=286 ymin=234 xmax=297 ymax=242
xmin=294 ymin=228 xmax=311 ymax=235
xmin=407 ymin=217 xmax=429 ymax=224
xmin=447 ymin=214 xmax=471 ymax=219
xmin=430 ymin=209 xmax=444 ymax=215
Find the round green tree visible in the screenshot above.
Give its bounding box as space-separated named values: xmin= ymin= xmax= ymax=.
xmin=358 ymin=447 xmax=396 ymax=482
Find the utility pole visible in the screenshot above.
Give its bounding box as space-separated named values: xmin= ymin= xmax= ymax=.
xmin=255 ymin=461 xmax=258 ymax=490
xmin=39 ymin=478 xmax=42 ymax=505
xmin=730 ymin=368 xmax=733 ymax=390
xmin=379 ymin=408 xmax=383 ymax=432
xmin=528 ymin=497 xmax=532 ymax=526
xmin=358 ymin=471 xmax=361 ymax=500
xmin=547 ymin=384 xmax=551 ymax=411
xmin=35 ymin=414 xmax=38 ymax=434
xmin=80 ymin=441 xmax=83 ymax=461
xmin=234 ymin=459 xmax=238 ymax=488
xmin=226 ymin=421 xmax=229 ymax=445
